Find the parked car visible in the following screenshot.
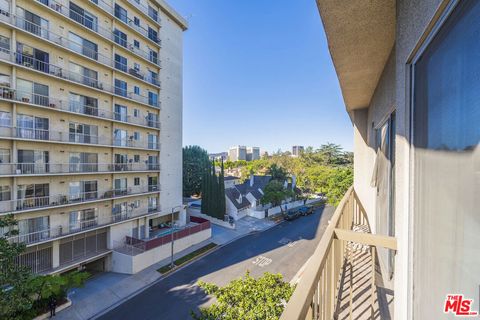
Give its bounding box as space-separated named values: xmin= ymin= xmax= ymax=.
xmin=298 ymin=205 xmax=315 ymax=216
xmin=283 ymin=208 xmax=300 ymax=221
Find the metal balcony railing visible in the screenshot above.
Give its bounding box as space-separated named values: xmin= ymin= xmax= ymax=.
xmin=0 ymin=184 xmax=161 ymax=214
xmin=280 ymin=187 xmax=397 ymax=320
xmin=5 ymin=207 xmax=158 ymax=246
xmin=0 ymin=86 xmax=160 ymax=129
xmin=0 ymin=162 xmax=160 ymax=176
xmin=0 ymin=48 xmax=160 ymax=108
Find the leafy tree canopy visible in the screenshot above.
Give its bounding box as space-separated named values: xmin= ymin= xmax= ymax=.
xmin=192 ymin=272 xmax=294 ymax=320
xmin=183 ymin=145 xmax=210 ymax=197
xmin=261 ymin=180 xmax=294 ymax=210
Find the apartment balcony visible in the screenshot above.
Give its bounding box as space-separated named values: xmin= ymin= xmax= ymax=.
xmin=0 ymin=162 xmax=161 ymax=176
xmin=6 ymin=207 xmax=159 ymax=247
xmin=0 ymin=184 xmax=161 ymax=214
xmin=0 ymin=12 xmax=162 ymax=91
xmin=0 ymin=49 xmax=160 ymax=108
xmin=0 ymin=86 xmax=161 ymax=129
xmin=125 ymin=0 xmax=162 ymax=25
xmin=280 ymin=187 xmax=396 ymax=320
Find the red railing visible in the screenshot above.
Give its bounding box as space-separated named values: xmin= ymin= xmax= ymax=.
xmin=126 ymin=218 xmax=211 ymax=251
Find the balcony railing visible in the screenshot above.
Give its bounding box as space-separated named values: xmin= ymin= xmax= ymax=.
xmin=0 ymin=184 xmax=161 ymax=214
xmin=0 ymin=126 xmax=160 ymax=150
xmin=280 ymin=187 xmax=397 ymax=320
xmin=0 ymin=48 xmax=160 ymax=108
xmin=0 ymin=162 xmax=160 ymax=176
xmin=0 ymin=86 xmax=161 ymax=128
xmin=6 ymin=207 xmax=159 ymax=246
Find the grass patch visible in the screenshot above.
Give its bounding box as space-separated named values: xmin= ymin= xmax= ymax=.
xmin=157 ymin=242 xmax=217 ymax=274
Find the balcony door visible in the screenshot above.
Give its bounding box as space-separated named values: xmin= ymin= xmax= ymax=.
xmin=412 ymin=0 xmax=480 ymax=317
xmin=17 ymin=114 xmax=49 ymax=140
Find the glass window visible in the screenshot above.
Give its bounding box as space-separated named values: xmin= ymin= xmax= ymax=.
xmin=134 ymin=86 xmax=140 ymax=95
xmin=113 ymin=29 xmax=127 ymax=47
xmin=115 ymin=79 xmax=127 ymax=97
xmin=114 ymin=129 xmax=127 ymax=146
xmin=134 ymin=17 xmax=140 ymax=26
xmin=114 ymin=54 xmax=127 ymax=72
xmin=148 ymin=92 xmax=158 ymax=107
xmin=0 ymin=111 xmax=11 ymax=127
xmin=114 ymin=4 xmax=128 ymax=23
xmin=134 ymin=154 xmax=140 ymax=162
xmin=69 ymin=2 xmax=98 ymax=31
xmin=134 ymin=177 xmax=140 ymax=186
xmin=148 ymin=6 xmax=158 ymax=22
xmin=69 ymin=92 xmax=98 ymax=115
xmin=114 ymin=104 xmax=127 ymax=122
xmin=149 ymin=50 xmax=158 ymax=64
xmin=134 ymin=40 xmax=140 ymax=48
xmin=68 ymin=32 xmax=98 ymax=60
xmin=0 ymin=35 xmax=9 ymax=53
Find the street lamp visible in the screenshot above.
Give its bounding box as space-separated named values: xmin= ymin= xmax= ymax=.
xmin=170 ymin=205 xmax=183 ymax=269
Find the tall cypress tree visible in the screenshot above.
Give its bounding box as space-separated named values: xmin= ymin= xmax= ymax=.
xmin=219 ymin=159 xmax=226 ymax=218
xmin=211 ymin=161 xmax=219 ymax=218
xmin=201 ymin=161 xmax=210 ymax=215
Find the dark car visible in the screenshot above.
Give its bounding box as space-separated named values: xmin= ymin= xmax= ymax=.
xmin=298 ymin=205 xmax=315 ymax=216
xmin=283 ymin=209 xmax=300 ymax=221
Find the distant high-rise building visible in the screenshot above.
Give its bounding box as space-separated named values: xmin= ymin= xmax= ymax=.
xmin=246 ymin=147 xmax=260 ymax=161
xmin=229 ymin=146 xmax=247 ymax=161
xmin=292 ymin=146 xmax=305 ymax=157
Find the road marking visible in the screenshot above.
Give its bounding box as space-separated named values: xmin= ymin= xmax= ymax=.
xmin=279 ymin=236 xmax=303 ymax=248
xmin=252 ymin=255 xmax=272 ymax=267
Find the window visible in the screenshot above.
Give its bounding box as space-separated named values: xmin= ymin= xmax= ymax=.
xmin=149 ymin=50 xmax=158 ymax=64
xmin=134 ymin=154 xmax=140 ymax=162
xmin=16 ymin=43 xmax=50 ymax=74
xmin=115 ymin=54 xmax=127 ymax=72
xmin=17 ymin=216 xmax=49 ymax=241
xmin=68 ymin=32 xmax=98 ymax=60
xmin=16 ymin=79 xmax=49 ymax=106
xmin=134 ymin=63 xmax=140 ymax=72
xmin=113 ymin=29 xmax=127 ymax=47
xmin=115 ymin=79 xmax=127 ymax=97
xmin=0 ymin=73 xmax=9 ymax=87
xmin=69 ymin=122 xmax=98 ymax=144
xmin=148 ymin=176 xmax=158 ymax=191
xmin=113 ymin=202 xmax=128 ymax=221
xmin=0 ymin=35 xmax=10 ymax=53
xmin=148 ymin=155 xmax=158 ymax=170
xmin=17 ymin=150 xmax=49 ymax=174
xmin=114 ymin=178 xmax=127 ymax=195
xmin=114 ymin=153 xmax=128 ymax=171
xmin=0 ymin=185 xmax=10 ymax=201
xmin=148 ymin=27 xmax=158 ymax=43
xmin=69 ymin=62 xmax=99 ymax=88
xmin=69 ymin=92 xmax=98 ymax=116
xmin=69 ymin=180 xmax=97 ymax=201
xmin=69 ymin=2 xmax=98 ymax=31
xmin=70 ymin=208 xmax=97 ymax=231
xmin=134 ymin=17 xmax=140 ymax=26
xmin=114 ymin=4 xmax=128 ymax=23
xmin=134 ymin=200 xmax=140 ymax=208
xmin=17 ymin=8 xmax=49 ymax=38
xmin=17 ymin=114 xmax=49 ymax=140
xmin=134 ymin=177 xmax=140 ymax=186
xmin=148 ymin=196 xmax=157 ymax=211
xmin=148 ymin=70 xmax=158 ymax=85
xmin=69 ymin=152 xmax=98 ymax=172
xmin=147 ymin=112 xmax=158 ymax=128
xmin=148 ymin=6 xmax=158 ymax=22
xmin=134 ymin=86 xmax=140 ymax=95
xmin=133 ymin=109 xmax=139 ymax=117
xmin=134 ymin=40 xmax=140 ymax=49
xmin=0 ymin=149 xmax=10 ymax=164
xmin=17 ymin=183 xmax=49 ymax=210
xmin=114 ymin=129 xmax=127 ymax=146
xmin=0 ymin=112 xmax=11 ymax=127
xmin=148 ymin=134 xmax=158 ymax=149
xmin=114 ymin=104 xmax=127 ymax=122
xmin=133 ymin=132 xmax=140 ymax=140
xmin=148 ymin=92 xmax=158 ymax=107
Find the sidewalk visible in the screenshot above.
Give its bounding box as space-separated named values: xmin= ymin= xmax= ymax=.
xmin=56 ymin=216 xmax=277 ymax=320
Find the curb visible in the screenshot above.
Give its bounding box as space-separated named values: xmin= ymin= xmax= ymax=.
xmin=90 ymin=219 xmax=284 ymax=319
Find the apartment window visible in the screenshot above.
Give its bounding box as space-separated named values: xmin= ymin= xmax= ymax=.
xmin=0 ymin=149 xmax=10 ymax=164
xmin=114 ymin=104 xmax=128 ymax=122
xmin=68 ymin=32 xmax=98 ymax=60
xmin=134 ymin=86 xmax=140 ymax=95
xmin=17 ymin=8 xmax=49 ymax=38
xmin=0 ymin=111 xmax=11 ymax=127
xmin=148 ymin=71 xmax=158 ymax=85
xmin=115 ymin=54 xmax=127 ymax=72
xmin=113 ymin=29 xmax=127 ymax=47
xmin=148 ymin=196 xmax=157 ymax=211
xmin=134 ymin=200 xmax=140 ymax=208
xmin=114 ymin=178 xmax=128 ymax=195
xmin=147 ymin=112 xmax=158 ymax=128
xmin=70 ymin=62 xmax=99 ymax=88
xmin=148 ymin=6 xmax=158 ymax=22
xmin=0 ymin=35 xmax=10 ymax=53
xmin=114 ymin=4 xmax=128 ymax=23
xmin=17 ymin=150 xmax=49 ymax=174
xmin=16 ymin=79 xmax=49 ymax=106
xmin=411 ymin=1 xmax=480 ymax=316
xmin=148 ymin=134 xmax=158 ymax=149
xmin=134 ymin=17 xmax=140 ymax=26
xmin=69 ymin=92 xmax=98 ymax=116
xmin=134 ymin=154 xmax=140 ymax=162
xmin=134 ymin=63 xmax=140 ymax=72
xmin=69 ymin=122 xmax=98 ymax=144
xmin=133 ymin=132 xmax=140 ymax=141
xmin=69 ymin=152 xmax=98 ymax=172
xmin=18 ymin=216 xmax=49 ymax=241
xmin=16 ymin=43 xmax=50 ymax=74
xmin=133 ymin=109 xmax=140 ymax=117
xmin=148 ymin=27 xmax=158 ymax=43
xmin=148 ymin=176 xmax=158 ymax=191
xmin=69 ymin=208 xmax=97 ymax=231
xmin=113 ymin=202 xmax=128 ymax=221
xmin=69 ymin=2 xmax=98 ymax=31
xmin=0 ymin=185 xmax=10 ymax=201
xmin=134 ymin=40 xmax=140 ymax=49
xmin=148 ymin=155 xmax=158 ymax=170
xmin=17 ymin=114 xmax=49 ymax=140
xmin=115 ymin=79 xmax=128 ymax=97
xmin=69 ymin=180 xmax=97 ymax=201
xmin=114 ymin=129 xmax=127 ymax=146
xmin=17 ymin=184 xmax=49 ymax=209
xmin=149 ymin=50 xmax=158 ymax=64
xmin=134 ymin=177 xmax=140 ymax=186
xmin=148 ymin=92 xmax=158 ymax=107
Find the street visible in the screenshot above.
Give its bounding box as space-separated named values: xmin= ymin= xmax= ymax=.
xmin=97 ymin=205 xmax=334 ymax=320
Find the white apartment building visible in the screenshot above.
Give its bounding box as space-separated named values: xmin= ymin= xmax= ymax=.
xmin=0 ymin=0 xmax=193 ymax=275
xmin=228 ymin=145 xmax=246 ymax=161
xmin=246 ymin=146 xmax=260 ymax=161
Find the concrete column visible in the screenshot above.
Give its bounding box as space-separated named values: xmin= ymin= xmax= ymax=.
xmin=144 ymin=216 xmax=150 ymax=238
xmin=52 ymin=240 xmax=60 ymax=268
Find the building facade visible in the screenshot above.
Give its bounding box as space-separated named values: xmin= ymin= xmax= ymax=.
xmin=0 ymin=0 xmax=188 ymax=275
xmin=291 ymin=145 xmax=304 ymax=157
xmin=282 ymin=0 xmax=480 ymax=319
xmin=246 ymin=146 xmax=259 ymax=161
xmin=228 ymin=145 xmax=246 ymax=161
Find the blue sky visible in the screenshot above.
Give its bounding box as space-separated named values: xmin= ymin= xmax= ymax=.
xmin=167 ymin=0 xmax=352 ymax=153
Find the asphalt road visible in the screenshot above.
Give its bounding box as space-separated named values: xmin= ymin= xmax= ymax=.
xmin=98 ymin=205 xmax=334 ymax=320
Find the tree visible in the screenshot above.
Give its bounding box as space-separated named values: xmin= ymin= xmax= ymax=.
xmin=267 ymin=164 xmax=288 ymax=182
xmin=183 ymin=146 xmax=210 ymax=197
xmin=318 ymin=143 xmax=343 ymax=165
xmin=201 ymin=160 xmax=226 ymax=219
xmin=261 ymin=180 xmax=293 ymax=212
xmin=218 ymin=159 xmax=226 ymax=218
xmin=192 ymin=272 xmax=294 ymax=320
xmin=0 ymin=215 xmax=88 ymax=319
